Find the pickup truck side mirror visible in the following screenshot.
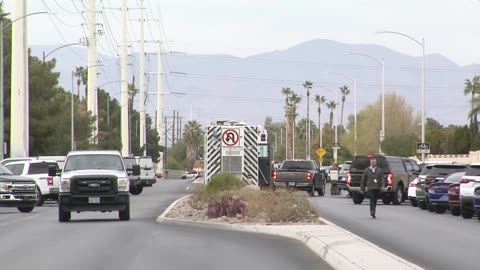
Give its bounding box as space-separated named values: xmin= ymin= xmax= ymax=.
xmin=48 ymin=165 xmax=58 ymax=177
xmin=132 ymin=164 xmax=141 ymax=176
xmin=320 ymin=169 xmax=326 ymax=173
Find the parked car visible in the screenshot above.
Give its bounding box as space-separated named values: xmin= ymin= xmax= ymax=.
xmin=408 ymin=164 xmax=434 ymax=207
xmin=5 ymin=160 xmax=61 ymax=206
xmin=137 ymin=156 xmax=157 ymax=187
xmin=274 ymin=160 xmax=326 ymax=196
xmin=459 ymin=163 xmax=480 ymax=219
xmin=416 ymin=163 xmax=469 ymax=211
xmin=347 ymin=155 xmax=420 ymax=205
xmin=427 ymin=171 xmax=466 ymax=214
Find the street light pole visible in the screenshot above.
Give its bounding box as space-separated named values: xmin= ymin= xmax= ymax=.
xmin=345 ymin=53 xmax=385 ymax=155
xmin=71 ymin=71 xmax=75 ymax=150
xmin=376 ymin=31 xmax=426 ymax=162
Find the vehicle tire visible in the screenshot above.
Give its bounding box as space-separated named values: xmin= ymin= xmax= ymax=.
xmin=435 ymin=206 xmax=446 ymax=214
xmin=410 ymin=199 xmax=418 ymax=207
xmin=129 ymin=186 xmax=143 ymax=195
xmin=382 ymin=196 xmax=392 ymax=205
xmin=426 ymin=197 xmax=434 ymax=212
xmin=352 ymin=192 xmax=364 ymax=204
xmin=58 ymin=203 xmax=71 ymax=222
xmin=17 ymin=207 xmax=34 ymax=213
xmin=392 ymin=186 xmax=404 ymax=205
xmin=35 ymin=186 xmax=44 ymax=206
xmin=119 ymin=202 xmax=130 ymax=221
xmin=418 ymin=200 xmax=427 ymax=210
xmin=461 ymin=204 xmax=474 ymax=219
xmin=451 ymin=206 xmax=461 ymax=216
xmin=477 ymin=211 xmax=480 ymax=221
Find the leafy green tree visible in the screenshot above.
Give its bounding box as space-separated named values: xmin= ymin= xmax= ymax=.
xmin=451 ymin=125 xmax=470 ymax=154
xmin=183 ymin=120 xmax=203 ymax=171
xmin=145 ymin=114 xmax=161 ymax=163
xmin=381 ymin=134 xmax=417 ymax=157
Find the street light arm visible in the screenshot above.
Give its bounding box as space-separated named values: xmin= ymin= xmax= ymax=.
xmin=345 ymin=53 xmax=383 ymax=66
xmin=43 ymin=43 xmax=80 ymax=61
xmin=376 ymin=31 xmax=423 ymax=47
xmin=98 ymin=80 xmax=127 ymax=89
xmin=2 ymin=11 xmax=48 ymax=30
xmin=327 ymin=72 xmax=355 ymax=83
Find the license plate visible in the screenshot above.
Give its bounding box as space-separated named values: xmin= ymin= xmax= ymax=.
xmin=289 ymin=182 xmax=296 ymax=186
xmin=88 ymin=197 xmax=100 ymax=204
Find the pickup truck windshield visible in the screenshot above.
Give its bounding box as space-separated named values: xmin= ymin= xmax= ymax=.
xmin=0 ymin=164 xmax=13 ymax=175
xmin=64 ymin=155 xmax=125 ymax=172
xmin=281 ymin=161 xmax=313 ymax=170
xmin=28 ymin=162 xmax=59 ymax=174
xmin=350 ymin=156 xmax=389 ymax=172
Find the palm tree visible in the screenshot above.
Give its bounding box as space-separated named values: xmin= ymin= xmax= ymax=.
xmin=281 ymin=87 xmax=293 ymax=158
xmin=303 ymin=81 xmax=313 ymax=159
xmin=75 ymin=66 xmax=86 ymax=97
xmin=315 ymin=95 xmax=326 ymax=147
xmin=290 ymin=92 xmax=302 ymax=158
xmin=339 ymin=85 xmax=350 ymax=129
xmin=465 ymin=76 xmax=480 ymax=132
xmin=183 ymin=120 xmax=203 ymax=171
xmin=327 ymin=100 xmax=337 ymax=129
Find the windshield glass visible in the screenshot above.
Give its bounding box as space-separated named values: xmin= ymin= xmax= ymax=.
xmin=429 ymin=165 xmax=468 ymax=177
xmin=0 ymin=164 xmax=13 ymax=175
xmin=138 ymin=157 xmax=153 ymax=168
xmin=64 ymin=155 xmax=124 ymax=172
xmin=123 ymin=158 xmax=137 ymax=169
xmin=444 ymin=172 xmax=466 ymax=183
xmin=465 ymin=166 xmax=480 ymax=176
xmin=350 ymin=156 xmax=388 ymax=172
xmin=28 ymin=162 xmax=59 ymax=174
xmin=420 ymin=165 xmax=432 ymax=176
xmin=281 ymin=161 xmax=313 ymax=170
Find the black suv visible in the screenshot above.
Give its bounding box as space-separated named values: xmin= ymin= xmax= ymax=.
xmin=347 ymin=155 xmax=420 ymax=205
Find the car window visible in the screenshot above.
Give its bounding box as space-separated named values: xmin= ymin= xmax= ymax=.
xmin=443 ymin=172 xmax=466 ymax=183
xmin=9 ymin=164 xmax=25 ymax=175
xmin=64 ymin=155 xmax=125 ymax=172
xmin=350 ymin=156 xmax=388 ymax=172
xmin=403 ymin=160 xmax=414 ymax=172
xmin=138 ymin=158 xmax=153 ymax=168
xmin=28 ymin=162 xmax=59 ymax=174
xmin=390 ymin=160 xmax=406 ymax=173
xmin=123 ymin=158 xmax=137 ymax=169
xmin=420 ymin=165 xmax=432 ymax=176
xmin=465 ymin=166 xmax=480 ymax=177
xmin=340 ymin=163 xmax=351 ymax=173
xmin=0 ymin=164 xmax=14 ymax=175
xmin=411 ymin=161 xmax=420 ymax=172
xmin=429 ymin=165 xmax=468 ymax=177
xmin=281 ymin=161 xmax=314 ymax=170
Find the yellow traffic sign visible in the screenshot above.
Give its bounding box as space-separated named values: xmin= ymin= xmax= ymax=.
xmin=316 ymin=147 xmax=326 ymax=157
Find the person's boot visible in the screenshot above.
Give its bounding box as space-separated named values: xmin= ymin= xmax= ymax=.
xmin=370 ymin=210 xmax=376 ymax=219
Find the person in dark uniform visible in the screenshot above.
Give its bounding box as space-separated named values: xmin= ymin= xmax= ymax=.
xmin=360 ymin=157 xmax=384 ymax=218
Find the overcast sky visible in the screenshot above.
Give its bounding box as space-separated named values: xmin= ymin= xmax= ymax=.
xmin=4 ymin=0 xmax=480 ymax=66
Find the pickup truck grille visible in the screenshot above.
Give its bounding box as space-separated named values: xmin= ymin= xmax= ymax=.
xmin=71 ymin=177 xmax=117 ymax=195
xmin=11 ymin=184 xmax=36 ymax=194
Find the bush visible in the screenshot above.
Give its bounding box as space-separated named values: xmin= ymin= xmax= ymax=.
xmin=206 ymin=173 xmax=245 ymax=193
xmin=242 ymin=189 xmax=319 ymax=223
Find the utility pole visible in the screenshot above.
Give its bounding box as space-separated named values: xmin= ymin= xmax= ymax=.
xmin=172 ymin=110 xmax=176 ymax=146
xmin=139 ymin=0 xmax=146 ymax=156
xmin=178 ymin=115 xmax=182 ymax=141
xmin=121 ymin=0 xmax=129 ymax=156
xmin=0 ymin=19 xmax=4 ymax=159
xmin=157 ymin=43 xmax=163 ymax=152
xmin=10 ymin=0 xmax=29 ymax=157
xmin=87 ymin=0 xmax=98 ymax=145
xmin=164 ymin=116 xmax=168 ymax=164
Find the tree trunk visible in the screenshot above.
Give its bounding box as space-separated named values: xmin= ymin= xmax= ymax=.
xmin=341 ymin=100 xmax=345 ymax=129
xmin=329 ymin=111 xmax=333 ymax=129
xmin=318 ymin=108 xmax=322 ymax=147
xmin=287 ymin=114 xmax=294 ymax=160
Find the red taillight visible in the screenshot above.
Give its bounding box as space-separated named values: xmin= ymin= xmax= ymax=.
xmin=426 ymin=176 xmax=435 ymax=182
xmin=460 ymin=178 xmax=472 ymax=184
xmin=409 ymin=182 xmax=416 ymax=188
xmin=273 ymin=171 xmax=277 ymax=181
xmin=47 ymin=177 xmax=53 ymax=186
xmin=306 ymin=172 xmax=312 ymax=181
xmin=387 ymin=173 xmax=393 ymax=186
xmin=346 ymin=172 xmax=351 ymax=185
xmin=367 ymin=155 xmax=373 ymax=159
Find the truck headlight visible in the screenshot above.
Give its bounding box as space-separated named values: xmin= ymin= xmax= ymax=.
xmin=59 ymin=179 xmax=70 ymax=193
xmin=118 ymin=177 xmax=129 ymax=192
xmin=0 ymin=182 xmax=11 ymax=192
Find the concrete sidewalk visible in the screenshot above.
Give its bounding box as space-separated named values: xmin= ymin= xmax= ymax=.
xmin=157 ymin=195 xmax=424 ymax=270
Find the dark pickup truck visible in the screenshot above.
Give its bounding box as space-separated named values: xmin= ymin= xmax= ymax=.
xmin=348 ymin=155 xmax=420 ymax=205
xmin=273 ymin=160 xmax=326 ymax=196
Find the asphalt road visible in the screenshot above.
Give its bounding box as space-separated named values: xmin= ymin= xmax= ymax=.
xmin=0 ymin=179 xmax=331 ymax=270
xmin=311 ymin=185 xmax=480 ymax=270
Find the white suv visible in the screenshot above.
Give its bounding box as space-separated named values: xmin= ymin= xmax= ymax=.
xmin=5 ymin=160 xmax=60 ymax=206
xmin=459 ymin=163 xmax=480 ymax=219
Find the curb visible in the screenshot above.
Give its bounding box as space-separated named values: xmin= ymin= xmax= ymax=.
xmin=157 ymin=196 xmax=424 ymax=270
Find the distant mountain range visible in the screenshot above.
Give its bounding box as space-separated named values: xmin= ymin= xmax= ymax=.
xmin=30 ymin=39 xmax=475 ymax=127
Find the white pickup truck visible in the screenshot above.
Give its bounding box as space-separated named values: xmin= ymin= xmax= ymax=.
xmin=5 ymin=160 xmax=60 ymax=206
xmin=50 ymin=150 xmax=141 ymax=222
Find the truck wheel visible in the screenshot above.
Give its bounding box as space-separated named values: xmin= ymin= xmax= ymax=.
xmin=17 ymin=207 xmax=34 ymax=213
xmin=58 ymin=203 xmax=71 ymax=222
xmin=35 ymin=186 xmax=45 ymax=206
xmin=451 ymin=206 xmax=461 ymax=216
xmin=410 ymin=199 xmax=418 ymax=207
xmin=382 ymin=196 xmax=392 ymax=205
xmin=477 ymin=211 xmax=480 ymax=221
xmin=352 ymin=192 xmax=364 ymax=204
xmin=418 ymin=200 xmax=427 ymax=210
xmin=130 ymin=186 xmax=143 ymax=195
xmin=392 ymin=185 xmax=403 ymax=205
xmin=461 ymin=204 xmax=474 ymax=219
xmin=426 ymin=197 xmax=434 ymax=212
xmin=119 ymin=202 xmax=130 ymax=221
xmin=435 ymin=206 xmax=446 ymax=214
